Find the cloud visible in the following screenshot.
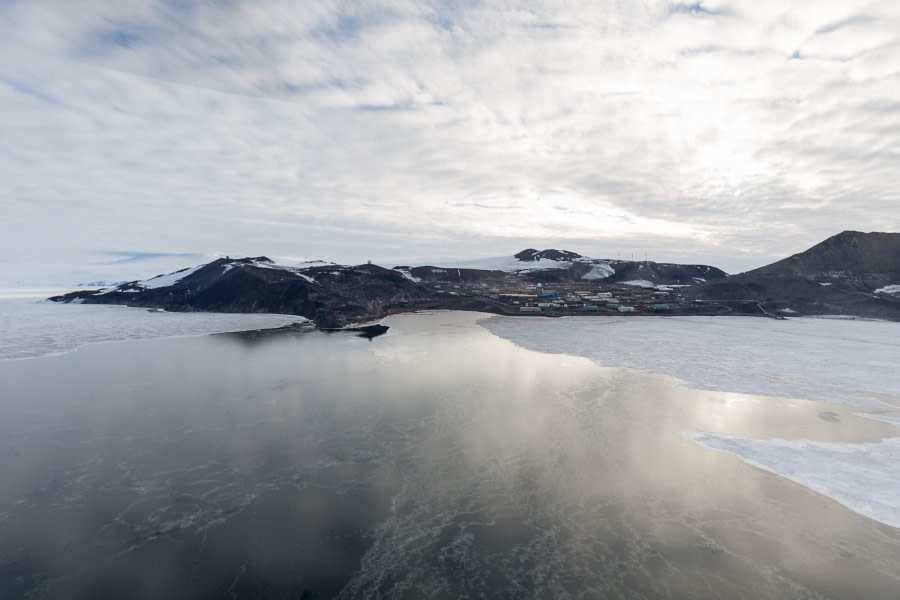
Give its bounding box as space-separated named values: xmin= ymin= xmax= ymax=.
xmin=1 ymin=0 xmax=899 ymax=283
xmin=95 ymin=251 xmax=207 ymax=265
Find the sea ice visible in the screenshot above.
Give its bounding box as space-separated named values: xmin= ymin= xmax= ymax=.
xmin=483 ymin=315 xmax=900 ymax=529
xmin=0 ymin=297 xmax=307 ymax=361
xmin=481 ymin=315 xmax=900 ymax=407
xmin=681 ymin=428 xmax=900 ymax=529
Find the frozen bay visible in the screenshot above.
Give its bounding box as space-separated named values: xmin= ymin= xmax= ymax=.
xmin=483 ymin=315 xmax=900 ymax=531
xmin=0 ymin=295 xmax=307 ymax=361
xmin=481 ymin=315 xmax=900 ymax=408
xmin=1 ymin=305 xmax=899 ymax=598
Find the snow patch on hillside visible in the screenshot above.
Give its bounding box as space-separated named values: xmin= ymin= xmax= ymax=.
xmin=430 ymin=255 xmax=595 ymax=273
xmin=140 ymin=264 xmax=204 ymax=289
xmin=581 ymin=264 xmax=615 ymax=280
xmin=430 ymin=256 xmax=564 ymax=271
xmin=875 ymin=284 xmax=900 ymax=296
xmin=394 ymin=268 xmax=422 ymax=283
xmin=293 ymin=259 xmax=339 ymax=268
xmin=242 ymin=260 xmax=327 ymax=283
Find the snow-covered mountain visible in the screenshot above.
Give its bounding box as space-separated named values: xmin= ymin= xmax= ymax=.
xmin=64 ymin=256 xmax=428 ymax=328
xmin=429 ymin=248 xmax=596 ymax=274
xmin=425 ymin=248 xmax=725 ymax=285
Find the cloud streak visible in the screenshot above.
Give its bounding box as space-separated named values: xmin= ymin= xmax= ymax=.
xmin=2 ymin=0 xmax=899 ymax=284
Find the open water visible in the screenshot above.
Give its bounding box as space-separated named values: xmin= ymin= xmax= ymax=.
xmin=1 ymin=302 xmax=899 ymax=598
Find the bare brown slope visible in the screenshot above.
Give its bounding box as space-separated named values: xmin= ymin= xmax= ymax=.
xmin=751 ymin=230 xmax=900 ymax=288
xmin=687 ymin=231 xmax=900 ymax=319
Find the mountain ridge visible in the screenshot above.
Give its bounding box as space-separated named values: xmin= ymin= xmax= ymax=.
xmin=50 ymin=249 xmax=726 ymax=326
xmin=49 ymin=233 xmax=900 ymax=325
xmin=687 ymin=230 xmax=900 ymax=319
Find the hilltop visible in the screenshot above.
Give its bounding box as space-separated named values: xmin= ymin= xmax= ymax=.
xmin=687 ymin=231 xmax=900 ymax=319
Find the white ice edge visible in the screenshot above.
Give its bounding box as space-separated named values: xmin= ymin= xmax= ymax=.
xmin=481 ymin=314 xmax=900 ymax=529
xmin=681 ymin=428 xmax=900 ymax=529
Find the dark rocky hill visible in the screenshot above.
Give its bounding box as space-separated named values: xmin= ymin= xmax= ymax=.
xmin=746 ymin=230 xmax=900 ymax=287
xmin=687 ymin=231 xmax=900 ymax=319
xmin=50 ymin=257 xmax=429 ymax=328
xmin=601 ymin=261 xmax=726 ymax=285
xmin=401 ymin=266 xmax=513 ymax=285
xmin=47 ymin=248 xmax=736 ymax=325
xmin=515 ymin=257 xmax=727 ymax=285
xmin=57 ymin=242 xmax=864 ymax=325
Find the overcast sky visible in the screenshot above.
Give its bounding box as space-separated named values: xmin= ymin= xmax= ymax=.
xmin=2 ymin=0 xmax=899 ymax=286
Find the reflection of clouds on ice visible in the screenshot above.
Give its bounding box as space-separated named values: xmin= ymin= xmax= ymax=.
xmin=483 ymin=315 xmax=900 ymax=529
xmin=0 ymin=298 xmax=307 ymax=361
xmin=481 ymin=315 xmax=900 ymax=408
xmin=682 ymin=425 xmax=900 ymax=529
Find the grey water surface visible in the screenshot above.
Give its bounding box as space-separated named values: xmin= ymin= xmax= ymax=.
xmin=1 ymin=311 xmax=899 ymax=599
